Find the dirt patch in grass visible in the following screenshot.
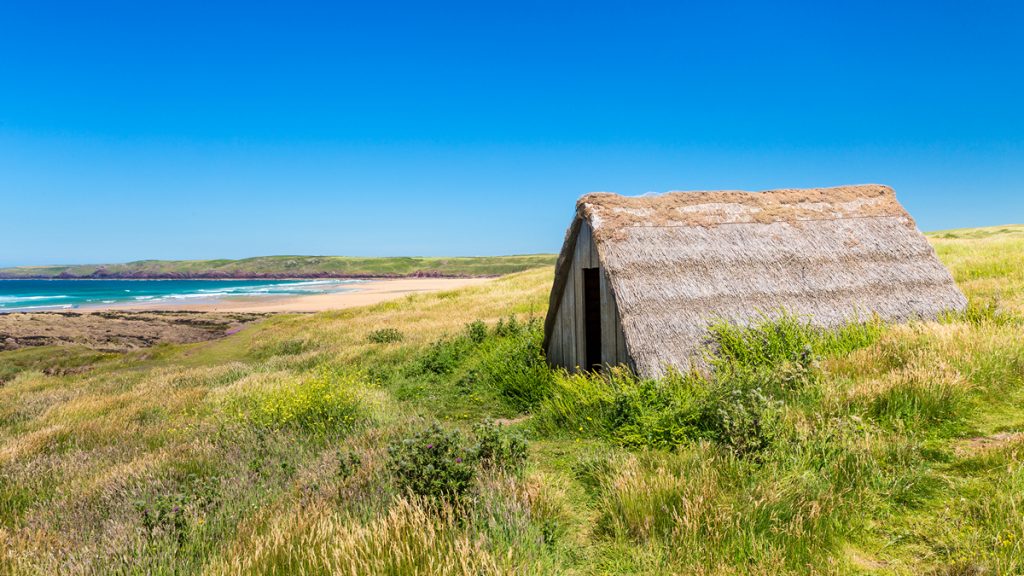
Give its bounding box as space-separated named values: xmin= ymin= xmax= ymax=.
xmin=0 ymin=311 xmax=268 ymax=352
xmin=492 ymin=415 xmax=532 ymax=426
xmin=956 ymin=431 xmax=1024 ymax=456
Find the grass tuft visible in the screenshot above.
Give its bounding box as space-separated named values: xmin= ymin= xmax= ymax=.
xmin=366 ymin=328 xmax=404 ymax=344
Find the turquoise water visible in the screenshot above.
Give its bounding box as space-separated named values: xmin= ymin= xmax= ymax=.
xmin=0 ymin=279 xmax=363 ymax=311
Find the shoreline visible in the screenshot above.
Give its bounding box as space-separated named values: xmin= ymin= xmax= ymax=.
xmin=0 ymin=274 xmax=499 ymax=281
xmin=1 ymin=277 xmax=492 ymax=314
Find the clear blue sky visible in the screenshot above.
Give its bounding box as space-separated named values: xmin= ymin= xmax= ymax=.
xmin=1 ymin=1 xmax=1021 ymax=266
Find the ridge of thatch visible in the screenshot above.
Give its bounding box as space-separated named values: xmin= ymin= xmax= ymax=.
xmin=545 ymin=184 xmax=968 ymax=377
xmin=578 ymin=184 xmax=913 ymax=242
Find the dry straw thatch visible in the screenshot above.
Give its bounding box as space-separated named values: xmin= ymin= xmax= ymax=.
xmin=544 ymin=184 xmax=968 ymax=377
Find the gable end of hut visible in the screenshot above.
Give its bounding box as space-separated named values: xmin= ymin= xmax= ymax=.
xmin=543 ymin=216 xmax=631 ymax=373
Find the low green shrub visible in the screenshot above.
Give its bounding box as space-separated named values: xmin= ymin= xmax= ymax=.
xmin=388 ymin=423 xmax=477 ymax=502
xmin=414 ymin=336 xmax=474 ymax=375
xmin=134 ymin=472 xmax=220 ymax=547
xmin=493 ymin=316 xmax=524 ymax=337
xmin=336 ymin=449 xmax=362 ymax=482
xmin=388 ymin=421 xmax=531 ymax=502
xmin=366 ymin=328 xmax=404 ymax=344
xmin=465 ymin=320 xmax=488 ymax=344
xmin=135 ymin=493 xmax=189 ymax=546
xmin=700 ymin=378 xmax=780 ymax=457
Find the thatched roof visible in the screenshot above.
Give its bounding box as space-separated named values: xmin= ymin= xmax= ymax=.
xmin=544 ymin=184 xmax=967 ymax=377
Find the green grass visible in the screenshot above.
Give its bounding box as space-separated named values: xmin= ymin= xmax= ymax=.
xmin=928 ymin=224 xmax=1024 ymax=314
xmin=0 ymin=227 xmax=1022 ymax=574
xmin=0 ymin=254 xmax=557 ymax=279
xmin=0 ymin=345 xmax=117 ymax=386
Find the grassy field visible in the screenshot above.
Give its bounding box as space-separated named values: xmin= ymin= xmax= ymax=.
xmin=0 ymin=225 xmax=1022 ymax=575
xmin=927 ymin=224 xmax=1024 ymax=314
xmin=0 ymin=254 xmax=557 ymax=279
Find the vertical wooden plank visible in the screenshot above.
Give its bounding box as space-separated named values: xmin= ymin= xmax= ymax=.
xmin=574 ymin=225 xmax=587 ymax=365
xmin=546 ymin=320 xmax=557 ymax=367
xmin=600 ymin=268 xmax=616 ymax=367
xmin=579 ymin=221 xmax=593 ymax=268
xmin=562 ymin=270 xmax=574 ymax=371
xmin=576 ymin=223 xmax=585 ymax=268
xmin=615 ymin=305 xmax=628 ymax=368
xmin=593 ymin=222 xmax=606 ymax=365
xmin=552 ymin=278 xmax=561 ymax=368
xmin=561 ymin=286 xmax=571 ymax=369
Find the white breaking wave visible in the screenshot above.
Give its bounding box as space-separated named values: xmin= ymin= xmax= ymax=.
xmin=0 ymin=295 xmax=70 ymax=304
xmin=5 ymin=304 xmax=75 ymax=311
xmin=0 ymin=279 xmax=365 ymax=310
xmin=166 ymin=292 xmax=232 ymax=300
xmin=194 ymin=279 xmax=363 ymax=295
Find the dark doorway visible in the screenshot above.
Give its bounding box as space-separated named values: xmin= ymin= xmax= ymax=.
xmin=583 ymin=267 xmax=602 ymax=370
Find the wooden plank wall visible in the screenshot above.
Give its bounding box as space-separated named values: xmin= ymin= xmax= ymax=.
xmin=546 ymin=220 xmax=631 ymax=372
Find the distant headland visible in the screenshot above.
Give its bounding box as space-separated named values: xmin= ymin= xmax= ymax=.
xmin=0 ymin=254 xmax=557 ymax=280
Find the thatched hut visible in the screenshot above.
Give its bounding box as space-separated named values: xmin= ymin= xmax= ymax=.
xmin=542 ymin=184 xmax=967 ymax=377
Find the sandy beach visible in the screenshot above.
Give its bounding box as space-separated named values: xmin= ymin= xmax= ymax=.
xmin=0 ymin=278 xmax=493 ymax=352
xmin=112 ymin=277 xmax=493 ymax=313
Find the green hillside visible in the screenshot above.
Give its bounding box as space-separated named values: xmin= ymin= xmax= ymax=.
xmin=0 ymin=254 xmax=558 ymax=279
xmin=0 ymin=226 xmax=1022 ymax=574
xmin=926 ymin=223 xmax=1024 ymax=240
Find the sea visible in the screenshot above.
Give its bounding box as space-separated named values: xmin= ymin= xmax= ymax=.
xmin=0 ymin=279 xmax=364 ymax=312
